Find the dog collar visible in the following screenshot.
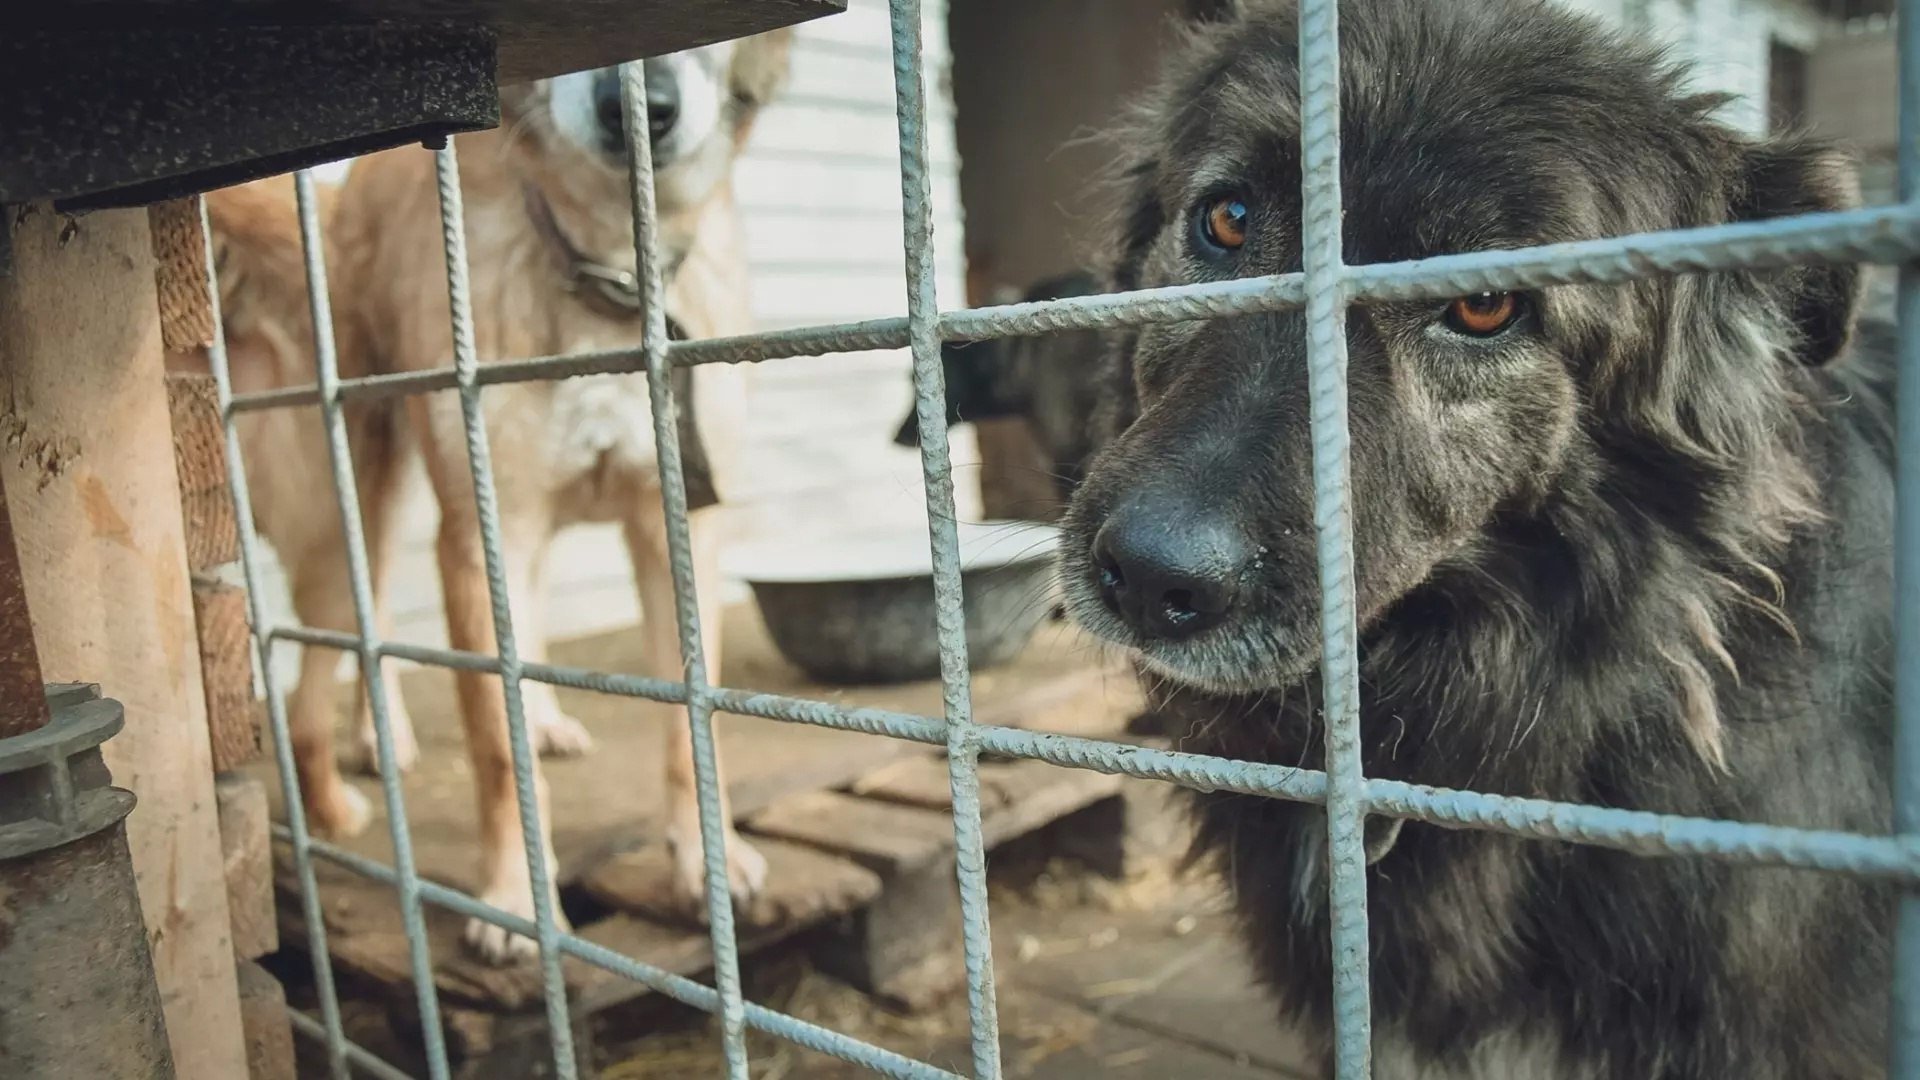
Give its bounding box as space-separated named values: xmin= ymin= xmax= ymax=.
xmin=522 ymin=183 xmax=686 ymax=322
xmin=517 ymin=182 xmax=719 ymax=511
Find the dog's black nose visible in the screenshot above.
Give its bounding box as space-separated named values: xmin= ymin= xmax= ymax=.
xmin=592 ymin=70 xmax=627 ymax=152
xmin=644 ymin=65 xmax=681 ymax=143
xmin=1093 ymin=503 xmax=1251 ymax=640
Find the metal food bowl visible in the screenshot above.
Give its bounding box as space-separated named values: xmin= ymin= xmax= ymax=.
xmin=724 ymin=520 xmax=1061 ymax=685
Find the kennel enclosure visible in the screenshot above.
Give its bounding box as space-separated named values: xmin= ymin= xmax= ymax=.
xmin=4 ymin=0 xmax=1920 ymax=1077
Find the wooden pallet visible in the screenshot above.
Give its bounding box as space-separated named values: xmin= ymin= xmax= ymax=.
xmin=260 ymin=603 xmax=1147 ymax=1073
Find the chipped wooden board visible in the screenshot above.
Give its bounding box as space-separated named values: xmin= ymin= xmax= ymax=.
xmin=852 ymin=754 xmax=1133 ymax=814
xmin=746 ymin=790 xmax=958 ymax=876
xmin=576 ymin=838 xmax=881 ymax=941
xmin=846 ymin=755 xmax=958 ymax=810
xmin=977 ymin=760 xmax=1125 ymax=848
xmin=749 ymin=759 xmax=1127 ymax=871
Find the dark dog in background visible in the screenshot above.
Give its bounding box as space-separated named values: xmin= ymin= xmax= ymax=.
xmin=1059 ymin=0 xmax=1893 ymax=1076
xmin=894 ymin=270 xmax=1110 ymax=505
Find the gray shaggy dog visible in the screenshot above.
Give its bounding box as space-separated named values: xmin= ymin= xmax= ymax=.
xmin=1057 ymin=0 xmax=1895 ymax=1076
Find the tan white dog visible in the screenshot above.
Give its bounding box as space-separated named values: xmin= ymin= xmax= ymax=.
xmin=203 ymin=33 xmax=790 ymax=962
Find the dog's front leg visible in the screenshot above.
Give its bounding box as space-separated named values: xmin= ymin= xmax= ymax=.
xmin=351 ymin=596 xmax=421 ymax=777
xmin=513 ymin=545 xmax=597 ymax=759
xmin=437 ymin=513 xmax=572 ymax=963
xmin=626 ymin=502 xmax=767 ymax=920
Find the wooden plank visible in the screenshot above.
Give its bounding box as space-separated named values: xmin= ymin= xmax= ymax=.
xmin=751 ymin=758 xmax=1126 ymax=872
xmin=578 ymin=836 xmax=880 ymax=934
xmin=217 ymin=773 xmax=277 ymax=961
xmin=978 ymin=661 xmax=1146 ymax=739
xmin=849 ymin=755 xmax=1126 ymax=825
xmin=978 ymin=760 xmax=1124 ymax=848
xmin=0 ymin=204 xmax=247 ymax=1076
xmin=847 ymin=755 xmax=957 ymax=810
xmin=193 ymin=577 xmax=261 ymax=771
xmin=812 ymin=858 xmax=961 ymax=1012
xmin=165 ymin=372 xmax=240 ymax=571
xmin=744 ymin=790 xmax=957 ymax=876
xmin=235 ymin=960 xmax=295 ymax=1080
xmin=147 ymin=198 xmax=215 ymax=354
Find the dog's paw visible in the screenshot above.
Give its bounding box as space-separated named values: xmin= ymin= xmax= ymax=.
xmin=463 ymin=882 xmax=571 ymax=966
xmin=353 ymin=713 xmax=421 ymax=777
xmin=669 ymin=826 xmax=770 ymax=922
xmin=531 ymin=711 xmax=595 ymax=758
xmin=309 ymin=783 xmax=374 ymax=840
xmin=464 ymin=915 xmax=539 ymax=965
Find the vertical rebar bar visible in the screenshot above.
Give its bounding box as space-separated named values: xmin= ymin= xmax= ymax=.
xmin=293 ymin=169 xmax=453 ymax=1080
xmin=1891 ymin=2 xmax=1920 ymax=1074
xmin=430 ymin=144 xmax=580 ymax=1080
xmin=885 ymin=1 xmax=1002 ymax=1075
xmin=200 ymin=195 xmax=353 ymax=1080
xmin=618 ymin=60 xmax=752 ymax=1079
xmin=1296 ymin=0 xmax=1372 ymax=1075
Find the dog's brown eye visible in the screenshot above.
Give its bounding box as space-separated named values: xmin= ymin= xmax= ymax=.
xmin=1200 ymin=196 xmax=1250 ymax=251
xmin=1443 ymin=292 xmax=1521 ymax=337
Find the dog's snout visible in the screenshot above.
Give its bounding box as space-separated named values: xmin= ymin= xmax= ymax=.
xmin=645 ymin=65 xmax=681 ymax=144
xmin=1092 ymin=501 xmax=1251 ymax=641
xmin=587 ymin=65 xmax=679 ymax=153
xmin=591 ymin=70 xmax=627 ymax=152
xmin=591 ymin=64 xmax=683 ymax=152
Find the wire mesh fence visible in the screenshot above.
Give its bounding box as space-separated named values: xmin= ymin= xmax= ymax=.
xmin=195 ymin=0 xmax=1920 ymax=1077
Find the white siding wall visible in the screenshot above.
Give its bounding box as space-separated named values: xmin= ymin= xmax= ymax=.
xmin=727 ymin=0 xmax=976 ymax=551
xmin=1553 ymin=0 xmax=1825 ymax=134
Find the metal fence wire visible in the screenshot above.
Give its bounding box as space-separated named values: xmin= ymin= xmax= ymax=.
xmin=191 ymin=0 xmax=1920 ymax=1076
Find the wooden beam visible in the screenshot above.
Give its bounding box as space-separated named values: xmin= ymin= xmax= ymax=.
xmin=31 ymin=0 xmax=848 ymax=85
xmin=235 ymin=960 xmax=295 ymax=1080
xmin=216 ymin=773 xmax=277 ymax=961
xmin=0 ymin=202 xmax=248 ymax=1077
xmin=148 ymin=199 xmax=216 ymax=355
xmin=164 ymin=373 xmax=239 ymax=572
xmin=194 ymin=578 xmax=261 ymax=772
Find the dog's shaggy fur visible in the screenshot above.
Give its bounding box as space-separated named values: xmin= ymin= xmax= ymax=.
xmin=1059 ymin=1 xmax=1895 ymax=1075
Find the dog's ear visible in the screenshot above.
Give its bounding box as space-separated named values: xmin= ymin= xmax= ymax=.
xmin=731 ymin=29 xmax=794 ymax=109
xmin=896 ymin=340 xmax=985 ymax=447
xmin=727 ymin=29 xmax=793 ymax=148
xmin=1732 ymin=138 xmax=1862 ymax=367
xmin=893 ymin=410 xmax=921 ymax=448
